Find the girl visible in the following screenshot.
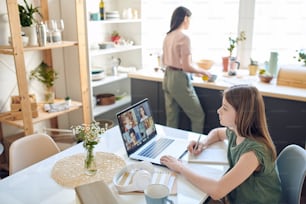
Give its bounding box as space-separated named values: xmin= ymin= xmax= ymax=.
xmin=160 ymin=84 xmax=282 ymax=204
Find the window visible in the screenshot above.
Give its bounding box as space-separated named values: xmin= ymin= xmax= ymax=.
xmin=142 ymin=0 xmax=306 ymax=68
xmin=142 ymin=0 xmax=239 ymax=67
xmin=252 ymin=0 xmax=306 ymax=65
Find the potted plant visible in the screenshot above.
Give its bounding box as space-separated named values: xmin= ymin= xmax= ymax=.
xmin=293 ymin=49 xmax=306 ymax=66
xmin=111 ymin=30 xmax=120 ymax=44
xmin=222 ymin=31 xmax=246 ymax=72
xmin=18 ymin=0 xmax=42 ymax=46
xmin=30 ymin=62 xmax=58 ymax=103
xmin=248 ymin=58 xmax=258 ymax=76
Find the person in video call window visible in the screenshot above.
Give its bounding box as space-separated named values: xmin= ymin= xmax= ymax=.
xmin=139 ymin=105 xmax=149 ymax=122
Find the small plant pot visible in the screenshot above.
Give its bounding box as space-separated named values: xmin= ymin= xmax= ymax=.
xmin=248 ymin=65 xmax=258 ymax=76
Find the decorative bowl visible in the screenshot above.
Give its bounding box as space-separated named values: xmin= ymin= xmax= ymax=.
xmin=202 ymin=74 xmax=217 ymax=82
xmin=259 ymin=74 xmax=273 ymax=83
xmin=98 ymin=42 xmax=115 ymax=49
xmin=91 ymin=69 xmax=105 ymax=81
xmin=197 ymin=59 xmax=214 ymax=70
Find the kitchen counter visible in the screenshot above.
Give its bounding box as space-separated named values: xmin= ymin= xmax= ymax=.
xmin=128 ymin=67 xmax=306 ymax=102
xmin=128 ymin=67 xmax=306 ymax=153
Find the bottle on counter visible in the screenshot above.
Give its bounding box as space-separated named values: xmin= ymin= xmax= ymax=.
xmin=99 ymin=0 xmax=104 ymax=20
xmin=269 ymin=52 xmax=278 ymax=77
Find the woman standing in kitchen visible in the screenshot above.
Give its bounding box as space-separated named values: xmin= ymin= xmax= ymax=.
xmin=162 ymin=6 xmax=211 ymax=133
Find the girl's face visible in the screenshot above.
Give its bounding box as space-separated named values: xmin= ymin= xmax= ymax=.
xmin=217 ymin=96 xmax=236 ymax=129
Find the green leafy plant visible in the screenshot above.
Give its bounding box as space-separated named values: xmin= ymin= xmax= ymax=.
xmin=250 ymin=58 xmax=258 ymax=66
xmin=18 ymin=0 xmax=42 ymax=27
xmin=227 ymin=31 xmax=246 ymax=56
xmin=29 ymin=62 xmax=58 ymax=88
xmin=293 ymin=49 xmax=306 ymax=66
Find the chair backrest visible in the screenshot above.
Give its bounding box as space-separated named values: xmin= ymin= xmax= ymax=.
xmin=9 ymin=133 xmax=60 ymax=175
xmin=276 ymin=144 xmax=306 ymax=204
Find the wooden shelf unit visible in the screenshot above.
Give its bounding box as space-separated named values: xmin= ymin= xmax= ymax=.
xmin=0 ymin=0 xmax=91 ymax=136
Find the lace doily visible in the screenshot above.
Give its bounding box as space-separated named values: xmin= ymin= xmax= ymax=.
xmin=51 ymin=152 xmax=126 ymax=188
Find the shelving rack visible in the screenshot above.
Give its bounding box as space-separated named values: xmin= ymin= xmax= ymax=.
xmin=0 ymin=0 xmax=91 ymax=136
xmin=85 ymin=0 xmax=142 ymax=120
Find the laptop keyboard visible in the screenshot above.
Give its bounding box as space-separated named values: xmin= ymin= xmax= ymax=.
xmin=138 ymin=138 xmax=174 ymax=159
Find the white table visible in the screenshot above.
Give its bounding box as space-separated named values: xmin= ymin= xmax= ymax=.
xmin=0 ymin=125 xmax=227 ymax=204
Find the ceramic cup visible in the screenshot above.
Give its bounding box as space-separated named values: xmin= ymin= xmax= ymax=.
xmin=144 ymin=184 xmax=173 ymax=204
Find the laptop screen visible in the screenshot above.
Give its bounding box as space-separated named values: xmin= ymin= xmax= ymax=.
xmin=116 ymin=98 xmax=157 ymax=155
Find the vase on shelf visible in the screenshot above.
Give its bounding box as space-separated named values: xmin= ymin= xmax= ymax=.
xmin=44 ymin=87 xmax=55 ymax=104
xmin=22 ymin=25 xmax=38 ymax=46
xmin=84 ymin=146 xmax=97 ymax=176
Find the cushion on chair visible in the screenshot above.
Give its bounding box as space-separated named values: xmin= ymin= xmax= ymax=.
xmin=276 ymin=144 xmax=306 ymax=204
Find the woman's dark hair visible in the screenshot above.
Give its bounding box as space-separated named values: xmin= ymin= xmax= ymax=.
xmin=167 ymin=6 xmax=192 ymax=34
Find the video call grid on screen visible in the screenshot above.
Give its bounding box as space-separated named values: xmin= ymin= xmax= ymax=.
xmin=117 ymin=99 xmax=156 ymax=154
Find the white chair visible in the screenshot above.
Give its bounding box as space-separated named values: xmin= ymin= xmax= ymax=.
xmin=9 ymin=133 xmax=60 ymax=175
xmin=276 ymin=144 xmax=306 ymax=204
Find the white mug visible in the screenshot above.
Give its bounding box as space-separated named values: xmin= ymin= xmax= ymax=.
xmin=144 ymin=184 xmax=173 ymax=204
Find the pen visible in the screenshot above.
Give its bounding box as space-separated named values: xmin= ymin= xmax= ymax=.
xmin=194 ymin=134 xmax=202 ymax=151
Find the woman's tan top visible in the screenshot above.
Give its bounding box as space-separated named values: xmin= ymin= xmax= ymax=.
xmin=162 ymin=30 xmax=191 ymax=69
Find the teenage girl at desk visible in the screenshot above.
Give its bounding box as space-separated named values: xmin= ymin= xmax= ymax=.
xmin=160 ymin=84 xmax=282 ymax=204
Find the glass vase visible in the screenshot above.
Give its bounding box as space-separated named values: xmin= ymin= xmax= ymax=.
xmin=84 ymin=147 xmax=97 ymax=176
xmin=44 ymin=87 xmax=55 ymax=104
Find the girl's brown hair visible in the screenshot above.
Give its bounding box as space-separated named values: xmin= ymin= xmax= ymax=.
xmin=224 ymin=84 xmax=277 ymax=160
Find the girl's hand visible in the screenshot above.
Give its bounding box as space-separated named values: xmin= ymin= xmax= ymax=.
xmin=187 ymin=140 xmax=205 ymax=155
xmin=160 ymin=155 xmax=184 ymax=173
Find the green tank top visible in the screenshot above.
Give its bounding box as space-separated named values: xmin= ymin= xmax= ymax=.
xmin=226 ymin=128 xmax=282 ymax=204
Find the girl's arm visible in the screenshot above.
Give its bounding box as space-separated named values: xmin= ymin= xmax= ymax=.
xmin=160 ymin=150 xmax=259 ymax=200
xmin=188 ymin=127 xmax=227 ymax=155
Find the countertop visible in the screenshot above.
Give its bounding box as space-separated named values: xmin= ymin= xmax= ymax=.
xmin=128 ymin=67 xmax=306 ymax=102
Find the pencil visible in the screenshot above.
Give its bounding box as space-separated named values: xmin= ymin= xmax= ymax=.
xmin=194 ymin=134 xmax=202 ymax=151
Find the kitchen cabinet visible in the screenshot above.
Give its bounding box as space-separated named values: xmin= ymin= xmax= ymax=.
xmin=85 ymin=0 xmax=142 ymax=121
xmin=0 ymin=1 xmax=90 ymax=136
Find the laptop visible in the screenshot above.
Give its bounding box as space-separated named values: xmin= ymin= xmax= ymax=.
xmin=116 ymin=98 xmax=187 ymax=165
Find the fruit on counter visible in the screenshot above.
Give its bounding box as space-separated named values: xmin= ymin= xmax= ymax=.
xmin=258 ymin=69 xmax=273 ymax=83
xmin=202 ymin=75 xmax=209 ymax=81
xmin=202 ymin=74 xmax=217 ymax=82
xmin=259 ymin=69 xmax=272 ymax=76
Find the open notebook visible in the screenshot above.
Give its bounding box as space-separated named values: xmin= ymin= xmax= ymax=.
xmin=116 ymin=98 xmax=187 ymax=165
xmin=187 ymin=137 xmax=229 ymax=165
